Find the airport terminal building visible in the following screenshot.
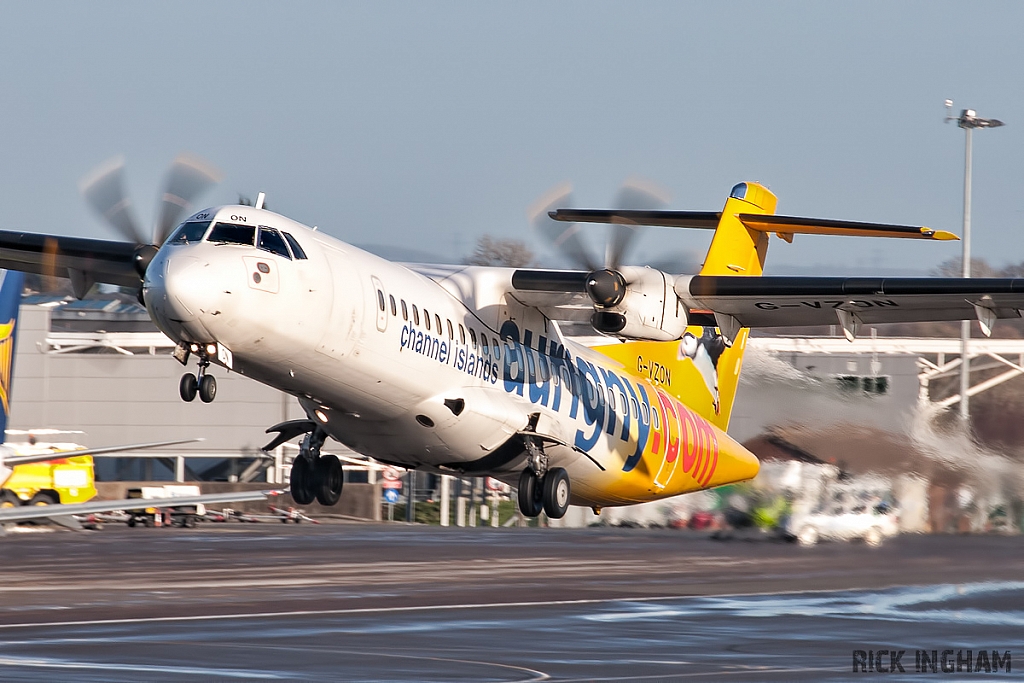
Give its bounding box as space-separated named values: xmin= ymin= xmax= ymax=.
xmin=8 ymin=296 xmax=316 ymax=484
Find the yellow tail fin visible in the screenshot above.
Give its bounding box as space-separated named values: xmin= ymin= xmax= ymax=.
xmin=699 ymin=182 xmax=777 ymax=276
xmin=593 ymin=183 xmax=773 ymax=430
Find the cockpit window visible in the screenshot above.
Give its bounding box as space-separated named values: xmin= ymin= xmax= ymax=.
xmin=729 ymin=183 xmax=748 ymax=200
xmin=169 ymin=220 xmax=211 ymax=245
xmin=207 ymin=223 xmax=256 ymax=246
xmin=257 ymin=227 xmax=291 ymax=259
xmin=282 ymin=232 xmax=308 ymax=260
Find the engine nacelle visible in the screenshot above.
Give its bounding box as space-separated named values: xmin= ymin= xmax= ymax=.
xmin=586 ymin=266 xmax=687 ymax=341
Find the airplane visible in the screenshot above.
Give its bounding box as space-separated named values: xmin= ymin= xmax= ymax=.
xmin=1 ymin=168 xmax=1020 ymax=521
xmin=0 ymin=267 xmax=281 ymax=529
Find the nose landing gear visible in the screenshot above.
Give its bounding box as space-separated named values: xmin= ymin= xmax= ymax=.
xmin=179 ymin=354 xmax=217 ymax=403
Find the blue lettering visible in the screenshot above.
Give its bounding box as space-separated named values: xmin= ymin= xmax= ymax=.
xmin=501 ymin=320 xmax=525 ymax=396
xmin=621 ymin=383 xmax=651 ymax=472
xmin=574 ymin=357 xmax=605 ymax=452
xmin=527 ymin=347 xmax=550 ymax=407
xmin=599 ymin=368 xmax=630 ymax=440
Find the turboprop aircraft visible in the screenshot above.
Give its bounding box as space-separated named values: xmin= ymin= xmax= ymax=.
xmin=1 ymin=170 xmax=1022 ymax=520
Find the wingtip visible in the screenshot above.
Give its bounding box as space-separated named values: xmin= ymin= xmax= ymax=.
xmin=923 ymin=227 xmax=959 ymax=241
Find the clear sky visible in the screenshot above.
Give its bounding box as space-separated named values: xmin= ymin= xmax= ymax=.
xmin=1 ymin=1 xmax=1022 ymax=274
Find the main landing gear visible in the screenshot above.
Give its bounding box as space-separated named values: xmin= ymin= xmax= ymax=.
xmin=288 ymin=426 xmax=343 ymax=507
xmin=517 ymin=439 xmax=570 ymax=519
xmin=180 ymin=355 xmax=216 ymax=403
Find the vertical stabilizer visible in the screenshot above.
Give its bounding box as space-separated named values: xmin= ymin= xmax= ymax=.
xmin=0 ymin=270 xmax=26 ymax=445
xmin=594 ymin=183 xmax=776 ymax=431
xmin=699 ymin=182 xmax=777 ymax=276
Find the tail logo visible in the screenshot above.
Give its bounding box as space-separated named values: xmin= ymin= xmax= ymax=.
xmin=678 ymin=328 xmax=729 ymax=414
xmin=0 ymin=320 xmax=15 ymax=417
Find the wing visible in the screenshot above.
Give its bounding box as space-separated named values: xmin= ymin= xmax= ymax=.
xmin=0 ymin=489 xmax=282 ymax=524
xmin=679 ymin=275 xmax=1024 ymax=337
xmin=3 ymin=438 xmax=201 ymax=467
xmin=0 ymin=230 xmax=142 ymax=291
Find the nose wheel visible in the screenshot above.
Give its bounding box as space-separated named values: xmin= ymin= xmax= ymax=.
xmin=179 ymin=355 xmax=217 ymax=403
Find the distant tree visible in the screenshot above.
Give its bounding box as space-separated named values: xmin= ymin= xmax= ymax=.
xmin=932 ymin=257 xmax=999 ymax=278
xmin=467 ymin=236 xmax=535 ymax=268
xmin=933 ymin=256 xmax=1024 ymax=278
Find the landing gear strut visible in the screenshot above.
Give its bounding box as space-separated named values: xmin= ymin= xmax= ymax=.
xmin=179 ymin=353 xmax=217 ymax=403
xmin=289 ymin=425 xmax=343 ymax=507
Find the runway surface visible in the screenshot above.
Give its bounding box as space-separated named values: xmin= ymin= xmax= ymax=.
xmin=0 ymin=523 xmax=1022 ymax=681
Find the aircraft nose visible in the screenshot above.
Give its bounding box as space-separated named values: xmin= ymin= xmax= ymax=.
xmin=145 ymin=252 xmax=228 ymax=337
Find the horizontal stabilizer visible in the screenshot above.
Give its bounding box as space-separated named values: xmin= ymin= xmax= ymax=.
xmin=736 ymin=215 xmax=957 ymax=241
xmin=549 ymin=209 xmax=721 ymax=230
xmin=549 ymin=209 xmax=957 ymax=241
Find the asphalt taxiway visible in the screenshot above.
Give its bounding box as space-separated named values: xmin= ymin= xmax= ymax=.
xmin=0 ymin=524 xmax=1022 ymax=681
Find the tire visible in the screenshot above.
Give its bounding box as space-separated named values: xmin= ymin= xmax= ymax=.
xmin=314 ymin=454 xmax=344 ymax=506
xmin=542 ymin=467 xmax=570 ymax=519
xmin=179 ymin=373 xmax=198 ymax=402
xmin=183 ymin=515 xmax=197 ymax=529
xmin=127 ymin=517 xmax=136 ymax=528
xmin=517 ymin=468 xmax=543 ymax=518
xmin=797 ymin=525 xmax=819 ymax=547
xmin=864 ymin=527 xmax=883 ymax=547
xmin=198 ymin=374 xmax=217 ymax=403
xmin=29 ymin=491 xmax=59 ymax=506
xmin=0 ymin=490 xmax=20 ymax=508
xmin=290 ymin=456 xmax=316 ymax=505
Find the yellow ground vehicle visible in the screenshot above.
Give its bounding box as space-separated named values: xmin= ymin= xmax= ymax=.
xmin=0 ymin=452 xmax=97 ymax=508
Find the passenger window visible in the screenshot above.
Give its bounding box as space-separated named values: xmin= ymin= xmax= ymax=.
xmin=208 ymin=223 xmax=255 ymax=246
xmin=170 ymin=220 xmax=211 ymax=244
xmin=607 ymin=388 xmax=616 ymax=410
xmin=652 ymin=408 xmax=660 ymax=430
xmin=640 ymin=401 xmax=650 ymax=425
xmin=424 ymin=309 xmax=431 ymax=331
xmin=446 ymin=319 xmax=453 ymax=339
xmin=376 ymin=290 xmax=385 ymax=312
xmin=435 ymin=314 xmax=442 ymax=335
xmin=401 ymin=300 xmax=408 ymax=321
xmin=389 ymin=295 xmax=397 ymax=317
xmin=458 ymin=324 xmax=465 ymax=344
xmin=469 ymin=329 xmax=477 ymax=349
xmin=257 ymin=227 xmax=292 ymax=258
xmin=630 ymin=397 xmax=639 ymax=419
xmin=412 ymin=305 xmax=420 ymax=325
xmin=282 ymin=232 xmax=308 ymax=259
xmin=492 ymin=338 xmax=501 ymax=360
xmin=480 ymin=334 xmax=488 ymax=355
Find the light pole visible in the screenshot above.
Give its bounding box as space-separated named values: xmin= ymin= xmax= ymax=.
xmin=945 ymin=100 xmax=1004 ymax=423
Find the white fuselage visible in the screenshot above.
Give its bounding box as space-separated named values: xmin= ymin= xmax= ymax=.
xmin=143 ymin=205 xmax=752 ymax=508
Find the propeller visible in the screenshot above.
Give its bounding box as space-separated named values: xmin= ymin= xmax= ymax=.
xmin=81 ymin=153 xmax=222 ymax=272
xmin=530 ymin=178 xmax=669 ymax=271
xmin=80 ymin=156 xmax=145 ymax=245
xmin=155 ymin=154 xmax=223 ymax=245
xmin=529 ymin=182 xmax=599 ymax=271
